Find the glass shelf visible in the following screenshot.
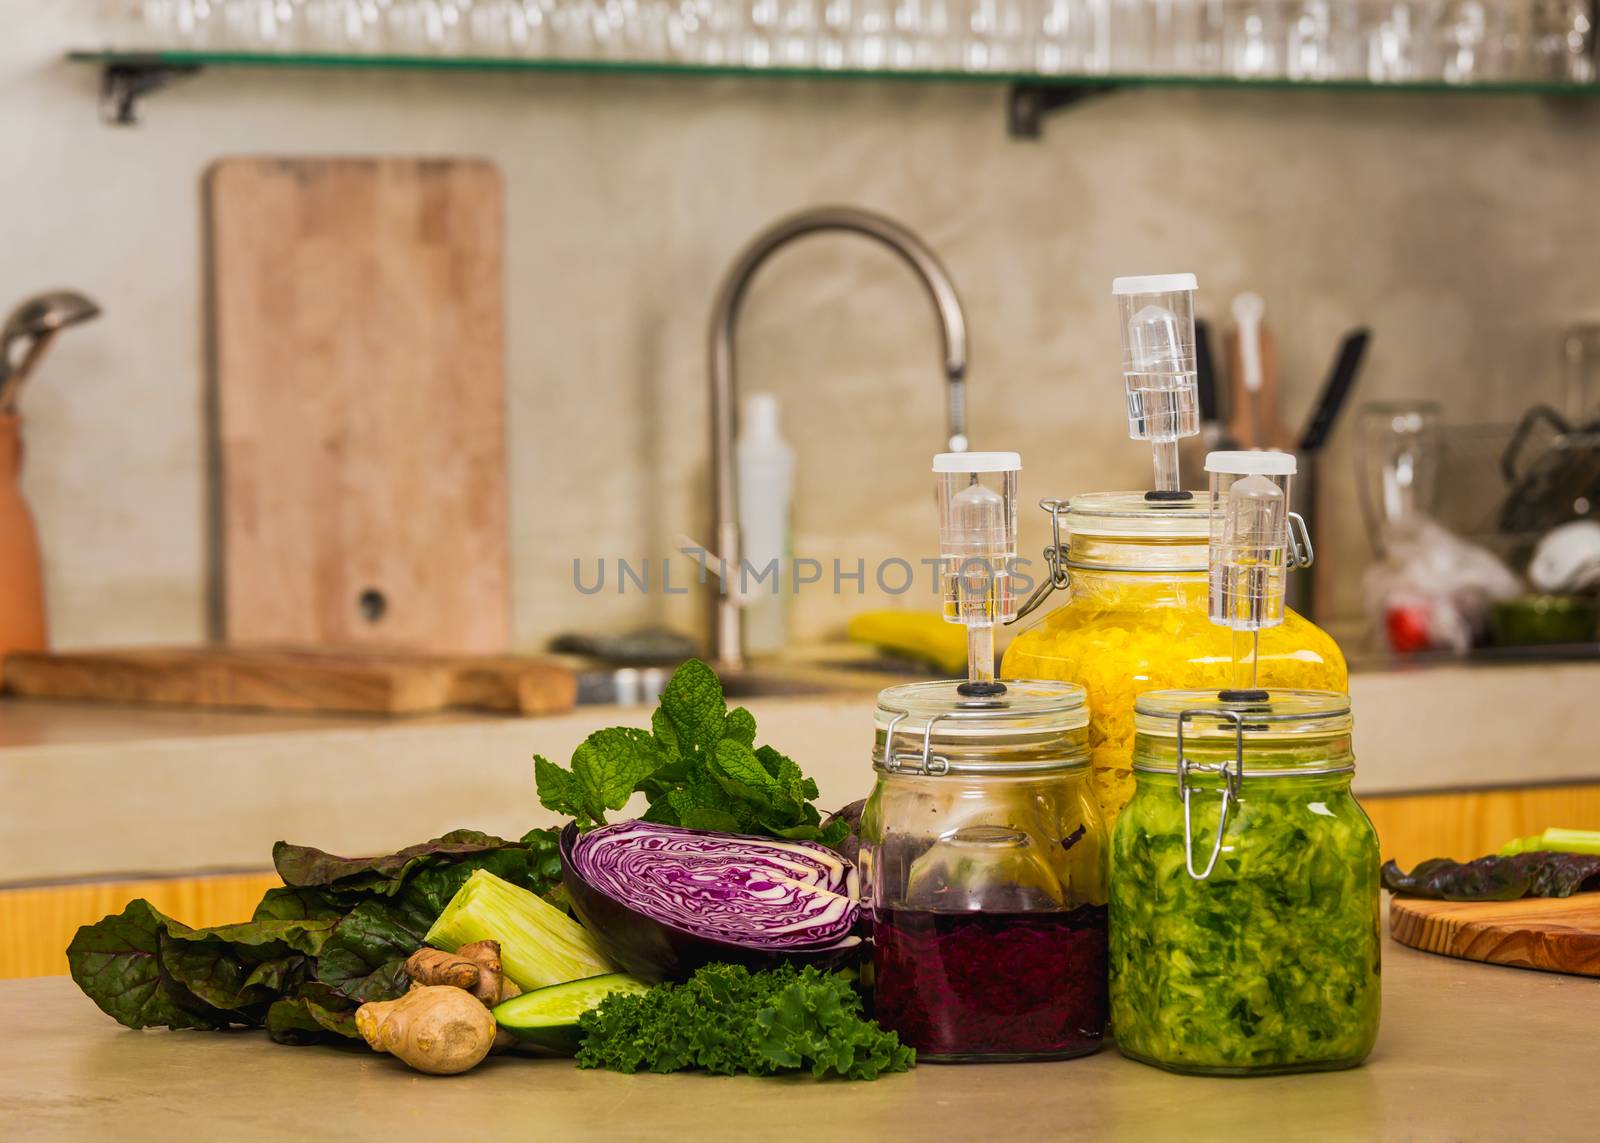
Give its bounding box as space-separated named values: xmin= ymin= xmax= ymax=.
xmin=68 ymin=49 xmax=1600 ymax=134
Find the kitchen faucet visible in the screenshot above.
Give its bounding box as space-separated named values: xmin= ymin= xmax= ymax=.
xmin=705 ymin=206 xmax=971 ymax=671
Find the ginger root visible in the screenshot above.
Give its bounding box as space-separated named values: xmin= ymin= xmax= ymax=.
xmin=403 ymin=948 xmax=483 ymax=993
xmin=456 ymin=940 xmax=522 ymax=1005
xmin=355 ymin=986 xmax=497 ymax=1076
xmin=455 ymin=940 xmax=521 ymax=1051
xmin=398 ymin=940 xmax=521 ymax=1056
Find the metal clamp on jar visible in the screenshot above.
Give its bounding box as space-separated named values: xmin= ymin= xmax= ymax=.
xmin=859 ymin=679 xmax=1108 ymax=1063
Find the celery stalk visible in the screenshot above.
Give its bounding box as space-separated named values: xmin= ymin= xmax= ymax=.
xmin=1499 ymin=828 xmax=1600 ymax=857
xmin=425 ymin=869 xmax=613 ymax=989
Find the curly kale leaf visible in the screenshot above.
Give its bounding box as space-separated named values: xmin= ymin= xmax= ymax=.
xmin=575 ymin=963 xmax=913 ymax=1081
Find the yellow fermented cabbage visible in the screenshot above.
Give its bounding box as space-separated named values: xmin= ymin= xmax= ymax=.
xmin=1001 ymin=573 xmax=1346 ymax=825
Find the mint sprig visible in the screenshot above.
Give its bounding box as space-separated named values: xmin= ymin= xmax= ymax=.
xmin=534 ymin=659 xmax=846 ymax=845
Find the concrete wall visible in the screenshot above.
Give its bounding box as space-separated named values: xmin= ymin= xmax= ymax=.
xmin=6 ymin=7 xmax=1591 ymax=653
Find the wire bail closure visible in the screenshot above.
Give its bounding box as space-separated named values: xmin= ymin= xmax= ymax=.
xmin=1288 ymin=510 xmax=1314 ymax=570
xmin=881 ymin=711 xmax=952 ymax=776
xmin=1177 ymin=708 xmax=1246 ymax=881
xmin=1010 ymin=498 xmax=1072 ymax=624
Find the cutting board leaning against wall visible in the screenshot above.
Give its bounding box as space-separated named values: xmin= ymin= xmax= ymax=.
xmin=208 ymin=158 xmax=510 ymax=653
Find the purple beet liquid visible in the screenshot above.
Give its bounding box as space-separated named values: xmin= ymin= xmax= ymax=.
xmin=872 ymin=905 xmax=1108 ymax=1061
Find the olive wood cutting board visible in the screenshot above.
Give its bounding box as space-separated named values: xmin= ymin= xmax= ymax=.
xmin=1389 ymin=893 xmax=1600 ymax=977
xmin=2 ymin=647 xmax=575 ymax=717
xmin=208 ymin=158 xmax=509 ymax=653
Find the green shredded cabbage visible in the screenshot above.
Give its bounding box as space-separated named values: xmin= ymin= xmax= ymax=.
xmin=1109 ymin=772 xmax=1380 ymax=1074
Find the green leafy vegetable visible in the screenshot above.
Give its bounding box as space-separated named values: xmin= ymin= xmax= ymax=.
xmin=67 ymin=829 xmax=564 ymax=1044
xmin=575 ymin=962 xmax=912 ymax=1080
xmin=1383 ymin=852 xmax=1600 ymax=901
xmin=535 ymin=658 xmax=845 ymax=845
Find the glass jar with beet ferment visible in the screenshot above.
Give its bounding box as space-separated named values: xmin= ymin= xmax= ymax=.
xmin=1110 ymin=689 xmax=1381 ymax=1076
xmin=859 ymin=679 xmax=1108 ymax=1063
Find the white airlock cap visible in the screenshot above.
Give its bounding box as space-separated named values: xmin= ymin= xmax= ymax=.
xmin=1205 ymin=449 xmax=1297 ymax=476
xmin=1112 ymin=273 xmax=1199 ymax=295
xmin=933 ymin=451 xmax=1022 ymax=474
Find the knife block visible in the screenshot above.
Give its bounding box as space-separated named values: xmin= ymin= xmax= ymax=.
xmin=0 ymin=414 xmax=47 ymax=663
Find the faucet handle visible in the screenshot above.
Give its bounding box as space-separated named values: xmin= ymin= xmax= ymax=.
xmin=676 ymin=534 xmax=755 ymax=608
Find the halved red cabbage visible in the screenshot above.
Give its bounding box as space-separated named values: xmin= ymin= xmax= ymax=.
xmin=560 ymin=822 xmax=862 ymax=981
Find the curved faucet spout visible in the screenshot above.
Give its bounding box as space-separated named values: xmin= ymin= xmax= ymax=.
xmin=706 ymin=206 xmax=972 ymax=670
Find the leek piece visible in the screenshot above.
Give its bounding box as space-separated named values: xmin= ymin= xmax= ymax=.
xmin=1499 ymin=828 xmax=1600 ymax=857
xmin=425 ymin=869 xmax=613 ymax=989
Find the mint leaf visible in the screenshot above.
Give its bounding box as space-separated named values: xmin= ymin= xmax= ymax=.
xmin=709 ymin=739 xmax=785 ymax=805
xmin=537 ymin=659 xmax=847 ymax=851
xmin=534 ymin=755 xmax=586 ymax=822
xmin=536 ymin=727 xmax=662 ymax=828
xmin=679 ymin=806 xmax=744 ymax=833
xmin=724 ymin=706 xmax=757 ymax=746
xmin=656 ymin=658 xmax=729 ymax=754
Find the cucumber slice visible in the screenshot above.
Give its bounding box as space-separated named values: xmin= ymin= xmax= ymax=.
xmin=493 ymin=972 xmax=651 ymax=1054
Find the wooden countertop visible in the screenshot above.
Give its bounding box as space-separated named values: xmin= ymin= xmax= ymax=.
xmin=2 ymin=934 xmax=1596 ymax=1141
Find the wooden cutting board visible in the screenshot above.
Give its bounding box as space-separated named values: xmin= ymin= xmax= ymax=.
xmin=208 ymin=158 xmax=509 ymax=653
xmin=2 ymin=647 xmax=575 ymax=717
xmin=1390 ymin=893 xmax=1600 ymax=977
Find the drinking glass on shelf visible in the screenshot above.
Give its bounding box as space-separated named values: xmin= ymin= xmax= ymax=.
xmin=775 ymin=0 xmax=820 ymax=65
xmin=962 ymin=0 xmax=1029 ymax=73
xmin=1355 ymin=400 xmax=1444 ymax=554
xmin=1364 ymin=2 xmax=1439 ymax=82
xmin=848 ymin=0 xmax=894 ymax=67
xmin=302 ymin=0 xmax=385 ymax=53
xmin=745 ymin=0 xmax=780 ymax=64
xmin=1225 ymin=0 xmax=1286 ymax=78
xmin=883 ymin=0 xmax=919 ymax=68
xmin=1184 ymin=0 xmax=1227 ymax=75
xmin=207 ymin=0 xmax=298 ymax=51
xmin=1286 ymin=0 xmax=1353 ymax=81
xmin=1033 ymin=0 xmax=1081 ymax=75
xmin=620 ymin=0 xmax=671 ymax=61
xmin=1130 ymin=0 xmax=1190 ymax=74
xmin=817 ymin=0 xmax=851 ymax=67
xmin=1109 ymin=0 xmax=1150 ymax=73
xmin=1529 ymin=1 xmax=1596 ymax=83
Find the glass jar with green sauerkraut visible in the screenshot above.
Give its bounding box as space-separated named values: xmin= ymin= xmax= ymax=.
xmin=1002 ymin=493 xmax=1346 ymax=829
xmin=1109 ymin=689 xmax=1380 ymax=1076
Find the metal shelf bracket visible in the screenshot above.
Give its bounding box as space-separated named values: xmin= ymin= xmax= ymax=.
xmin=1007 ymin=83 xmax=1118 ymax=138
xmin=100 ymin=60 xmax=203 ymax=125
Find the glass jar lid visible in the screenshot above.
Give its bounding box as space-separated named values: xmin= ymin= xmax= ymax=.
xmin=1133 ymin=688 xmax=1353 ymax=775
xmin=873 ymin=679 xmax=1089 ymax=776
xmin=1134 ymin=689 xmax=1353 ymax=882
xmin=1053 ymin=491 xmax=1213 ymax=575
xmin=1064 ymin=491 xmax=1211 ymax=541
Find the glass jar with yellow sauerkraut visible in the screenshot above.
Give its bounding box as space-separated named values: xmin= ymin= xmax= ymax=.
xmin=1109 ymin=689 xmax=1380 ymax=1076
xmin=1001 ymin=493 xmax=1345 ymax=826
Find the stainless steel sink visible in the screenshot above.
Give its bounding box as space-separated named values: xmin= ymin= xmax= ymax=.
xmin=576 ymin=666 xmax=840 ymax=706
xmin=576 ymin=661 xmax=910 ymax=706
xmin=717 ymin=672 xmax=841 ymax=699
